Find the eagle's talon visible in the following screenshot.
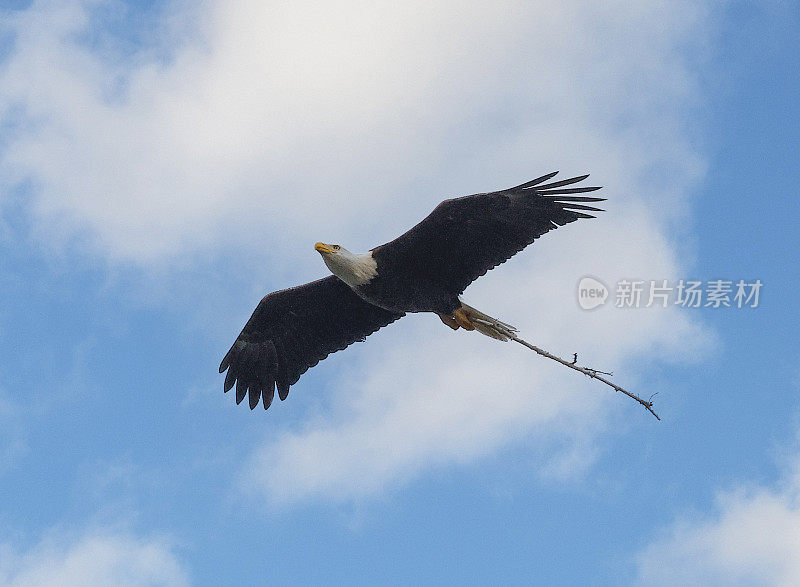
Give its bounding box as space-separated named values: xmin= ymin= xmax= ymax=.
xmin=453 ymin=308 xmax=476 ymax=331
xmin=438 ymin=313 xmax=460 ymax=330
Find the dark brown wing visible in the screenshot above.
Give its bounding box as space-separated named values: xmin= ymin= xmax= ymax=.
xmin=219 ymin=276 xmax=404 ymax=410
xmin=372 ymin=172 xmax=603 ymax=295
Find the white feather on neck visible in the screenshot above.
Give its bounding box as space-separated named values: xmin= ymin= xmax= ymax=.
xmin=322 ymin=248 xmax=378 ymax=288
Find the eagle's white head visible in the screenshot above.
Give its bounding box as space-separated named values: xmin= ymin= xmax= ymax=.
xmin=315 ymin=242 xmax=378 ymax=288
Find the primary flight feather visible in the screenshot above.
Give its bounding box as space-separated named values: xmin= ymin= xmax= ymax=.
xmin=220 ymin=172 xmax=603 ymax=410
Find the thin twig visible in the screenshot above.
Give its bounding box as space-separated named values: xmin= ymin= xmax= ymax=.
xmin=507 ymin=333 xmax=660 ymax=421
xmin=584 ymin=367 xmax=613 ymax=376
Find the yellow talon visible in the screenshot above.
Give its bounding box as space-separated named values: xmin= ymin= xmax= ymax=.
xmin=438 ymin=313 xmax=460 ymax=330
xmin=453 ymin=308 xmax=475 ymax=331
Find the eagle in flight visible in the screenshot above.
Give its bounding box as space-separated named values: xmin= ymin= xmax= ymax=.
xmin=220 ymin=172 xmax=603 ymax=410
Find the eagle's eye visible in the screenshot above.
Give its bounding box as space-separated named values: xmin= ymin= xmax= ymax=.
xmin=333 ymin=245 xmax=340 ymax=251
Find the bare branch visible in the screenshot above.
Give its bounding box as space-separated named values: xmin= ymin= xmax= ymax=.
xmin=507 ymin=333 xmax=660 ymax=421
xmin=584 ymin=367 xmax=613 ymax=376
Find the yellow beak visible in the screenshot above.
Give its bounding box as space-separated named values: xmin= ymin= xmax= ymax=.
xmin=315 ymin=242 xmax=334 ymax=254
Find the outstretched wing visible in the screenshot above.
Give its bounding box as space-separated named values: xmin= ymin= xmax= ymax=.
xmin=219 ymin=276 xmax=404 ymax=410
xmin=373 ymin=172 xmax=604 ymax=295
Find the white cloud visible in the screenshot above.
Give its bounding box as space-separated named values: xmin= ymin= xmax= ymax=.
xmin=1 ymin=0 xmax=706 ymax=266
xmin=636 ymin=462 xmax=800 ymax=586
xmin=2 ymin=0 xmax=715 ymax=503
xmin=0 ymin=529 xmax=188 ymax=587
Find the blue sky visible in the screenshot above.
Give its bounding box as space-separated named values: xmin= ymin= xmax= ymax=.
xmin=0 ymin=1 xmax=799 ymax=585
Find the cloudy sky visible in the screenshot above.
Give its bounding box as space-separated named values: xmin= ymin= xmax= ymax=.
xmin=0 ymin=0 xmax=798 ymax=584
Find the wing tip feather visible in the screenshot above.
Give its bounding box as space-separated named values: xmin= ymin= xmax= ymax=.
xmin=509 ymin=171 xmax=559 ymax=191
xmin=219 ymin=350 xmax=231 ymax=373
xmin=248 ymin=388 xmax=260 ymax=410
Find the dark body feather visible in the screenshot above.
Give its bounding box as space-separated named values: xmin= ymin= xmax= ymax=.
xmin=220 ymin=172 xmax=602 ymax=410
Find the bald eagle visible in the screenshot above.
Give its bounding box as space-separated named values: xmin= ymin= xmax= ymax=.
xmin=220 ymin=172 xmax=603 ymax=410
